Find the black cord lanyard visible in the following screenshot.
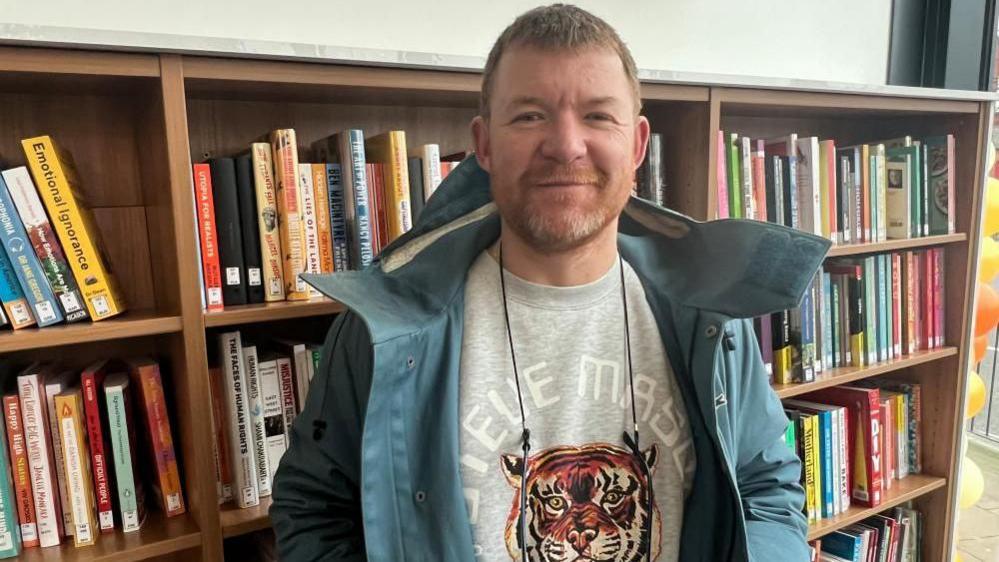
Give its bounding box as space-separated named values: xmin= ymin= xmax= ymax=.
xmin=498 ymin=243 xmax=654 ymax=561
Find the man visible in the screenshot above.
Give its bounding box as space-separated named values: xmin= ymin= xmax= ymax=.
xmin=271 ymin=4 xmax=829 ymax=561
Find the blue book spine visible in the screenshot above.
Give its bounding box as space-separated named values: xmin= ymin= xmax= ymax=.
xmin=879 ymin=254 xmax=889 ymax=361
xmin=0 ymin=242 xmax=32 ymax=326
xmin=819 ymin=410 xmax=834 ymax=518
xmin=326 ymin=164 xmax=350 ymax=272
xmin=0 ymin=424 xmax=20 ymax=557
xmin=0 ymin=176 xmax=62 ymax=326
xmin=347 ymin=130 xmax=373 ymax=269
xmin=800 ymin=278 xmax=816 ymax=382
xmin=865 ymin=256 xmax=877 ymax=365
xmin=823 ymin=272 xmax=833 ymax=370
xmin=824 ymin=531 xmax=862 ymax=561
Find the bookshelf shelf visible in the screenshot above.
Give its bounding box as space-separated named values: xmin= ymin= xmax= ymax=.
xmin=0 ymin=311 xmax=183 ymax=353
xmin=806 ymin=474 xmax=947 ymax=541
xmin=19 ymin=511 xmax=201 ymax=562
xmin=221 ymin=497 xmax=273 ymax=539
xmin=825 ymin=233 xmax=967 ymax=258
xmin=773 ymin=347 xmax=959 ymax=399
xmin=203 ymin=298 xmax=346 ymax=328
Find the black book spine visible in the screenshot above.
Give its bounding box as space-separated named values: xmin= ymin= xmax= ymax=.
xmin=408 ymin=157 xmax=425 ymax=225
xmin=236 ymin=154 xmax=265 ymax=304
xmin=209 ymin=157 xmax=248 ymax=306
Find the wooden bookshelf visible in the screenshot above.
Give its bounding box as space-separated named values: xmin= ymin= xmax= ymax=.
xmin=0 ymin=43 xmax=988 ymax=562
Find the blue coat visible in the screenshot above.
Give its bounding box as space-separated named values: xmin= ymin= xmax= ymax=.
xmin=270 ymin=157 xmax=831 ymax=561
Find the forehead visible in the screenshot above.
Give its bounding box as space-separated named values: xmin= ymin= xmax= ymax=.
xmin=491 ymin=45 xmax=633 ymax=107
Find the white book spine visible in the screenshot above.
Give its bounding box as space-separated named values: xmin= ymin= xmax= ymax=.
xmin=828 ymin=404 xmax=840 ymax=515
xmin=18 ymin=373 xmax=61 ymax=547
xmin=293 ymin=345 xmax=310 ymax=414
xmin=298 ymin=164 xmax=321 ymax=299
xmin=220 ymin=332 xmax=259 ymax=508
xmin=43 ymin=380 xmax=73 ymax=534
xmin=59 ymin=414 xmax=92 ymax=544
xmin=277 ymin=356 xmax=297 ymax=442
xmin=243 ymin=346 xmax=271 ymax=497
xmin=837 ymin=407 xmax=850 ymax=512
xmin=795 ymin=137 xmax=822 ymax=236
xmin=422 ymin=144 xmax=442 ymax=201
xmin=740 ymin=136 xmax=754 ymax=220
xmin=259 ymin=358 xmax=288 ymax=486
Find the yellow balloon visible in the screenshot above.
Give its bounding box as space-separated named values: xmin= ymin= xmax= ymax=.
xmin=967 ymin=371 xmax=987 ymax=419
xmin=981 ymin=237 xmax=999 ymax=283
xmin=985 ymin=178 xmax=999 ymax=237
xmin=960 ymin=458 xmax=985 ymax=509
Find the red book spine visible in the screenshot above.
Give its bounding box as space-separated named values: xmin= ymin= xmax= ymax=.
xmin=130 ymin=360 xmax=186 ymax=517
xmin=716 ymin=131 xmax=729 ymax=219
xmin=912 ymin=252 xmax=922 ymax=352
xmin=923 ymin=250 xmax=933 ymax=349
xmin=935 ymin=248 xmax=945 ymax=347
xmin=364 ymin=163 xmax=381 ymax=255
xmin=825 ymin=141 xmax=838 ymax=239
xmin=373 ymin=163 xmax=389 ymax=250
xmin=892 ymin=253 xmax=901 ymax=357
xmin=752 ymin=140 xmax=767 ymax=222
xmin=194 ymin=164 xmax=224 ymax=311
xmin=81 ymin=364 xmax=114 ymax=532
xmin=3 ymin=394 xmax=38 ymax=547
xmin=880 ymin=400 xmax=893 ymax=490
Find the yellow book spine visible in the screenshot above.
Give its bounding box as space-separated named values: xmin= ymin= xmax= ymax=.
xmin=802 ymin=415 xmax=817 ymax=522
xmin=818 ymin=144 xmax=830 ymax=240
xmin=251 ymin=143 xmax=285 ymax=302
xmin=312 ymin=164 xmax=334 ymax=273
xmin=774 ymin=346 xmax=793 ymax=385
xmin=809 ymin=415 xmax=821 ymax=520
xmin=270 ymin=130 xmax=308 ymax=300
xmin=55 ymin=391 xmax=96 ymax=547
xmin=850 ymin=333 xmax=864 ymax=367
xmin=21 ymin=136 xmax=125 ymax=320
xmin=367 ymin=132 xmax=412 ymax=241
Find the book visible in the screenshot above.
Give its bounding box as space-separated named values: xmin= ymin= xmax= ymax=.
xmin=796 ymin=136 xmax=822 ymax=236
xmin=886 ymin=146 xmax=916 ymax=239
xmin=242 ymin=345 xmax=271 ymax=497
xmin=80 ymin=360 xmax=115 ymax=532
xmin=872 ymin=144 xmax=888 ymax=242
xmin=716 ymin=131 xmax=730 ymax=219
xmin=637 ymin=133 xmax=665 ymax=207
xmin=191 ymin=173 xmax=206 ymax=311
xmin=21 ymin=136 xmax=126 ymax=320
xmin=219 ymin=331 xmax=259 ymax=508
xmin=408 ymin=157 xmax=425 ymax=224
xmin=235 ymin=154 xmax=265 ymax=304
xmin=366 ymin=163 xmax=385 ymax=255
xmin=0 ymin=173 xmax=62 ymax=327
xmin=277 ymin=355 xmax=297 ymax=445
xmin=208 ymin=367 xmax=233 ymax=504
xmin=740 ymin=136 xmax=754 ymax=219
xmin=310 ymin=164 xmax=334 ymax=274
xmin=250 ymin=143 xmax=285 ymax=302
xmin=271 ymin=129 xmax=308 ymax=299
xmin=2 ymin=392 xmax=38 ymax=547
xmin=193 ymin=164 xmax=224 ymax=311
xmin=209 ymin=158 xmax=247 ymax=306
xmin=752 ymin=139 xmax=767 ymax=222
xmin=727 ymin=134 xmax=742 ymax=218
xmin=312 ymin=130 xmax=373 ymax=269
xmin=103 ymin=373 xmax=146 ymax=532
xmin=923 ymin=135 xmax=955 ymax=235
xmin=785 ymin=400 xmax=838 ymax=518
xmin=258 ymin=353 xmax=288 ymax=487
xmin=823 ymin=530 xmax=863 ymax=561
xmin=420 ymin=144 xmax=443 ymax=202
xmin=0 ymin=245 xmax=34 ymax=329
xmin=365 ymin=131 xmax=413 ymax=241
xmin=54 ymin=387 xmax=97 ymax=547
xmin=274 ymin=340 xmax=312 ymax=414
xmin=0 ymin=420 xmax=19 ymax=557
xmin=17 ymin=364 xmax=64 ymax=546
xmin=818 ymin=140 xmax=837 ymax=242
xmin=1 ymin=166 xmax=88 ymax=322
xmin=325 ymin=164 xmax=349 ymax=272
xmin=42 ymin=370 xmax=75 ymax=535
xmin=297 ymin=164 xmax=322 ymax=298
xmin=127 ymin=358 xmax=185 ymax=517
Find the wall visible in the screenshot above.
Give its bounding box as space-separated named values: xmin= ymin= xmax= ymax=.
xmin=0 ymin=0 xmax=894 ymax=85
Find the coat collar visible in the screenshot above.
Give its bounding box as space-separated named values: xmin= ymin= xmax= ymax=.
xmin=304 ymin=157 xmax=831 ymax=343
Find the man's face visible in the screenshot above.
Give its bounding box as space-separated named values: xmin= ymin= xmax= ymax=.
xmin=473 ymin=45 xmax=650 ymax=254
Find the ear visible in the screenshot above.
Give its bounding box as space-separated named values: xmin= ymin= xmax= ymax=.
xmin=501 ymin=453 xmax=524 ymax=488
xmin=632 ymin=115 xmax=651 ymax=170
xmin=643 ymin=443 xmax=659 ymax=476
xmin=471 ymin=115 xmax=492 ymax=173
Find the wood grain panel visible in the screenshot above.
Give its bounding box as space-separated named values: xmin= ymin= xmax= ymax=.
xmin=0 ymin=46 xmax=160 ymax=77
xmin=92 ymin=206 xmax=157 ymax=312
xmin=646 ymin=101 xmax=712 ymax=219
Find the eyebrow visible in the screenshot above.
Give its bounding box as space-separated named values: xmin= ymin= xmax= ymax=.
xmin=506 ymin=95 xmax=625 ymax=109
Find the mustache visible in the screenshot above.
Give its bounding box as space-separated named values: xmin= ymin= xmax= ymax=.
xmin=524 ymin=166 xmax=606 ymax=185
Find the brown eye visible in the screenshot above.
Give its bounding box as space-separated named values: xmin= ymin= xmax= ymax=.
xmin=546 ymin=497 xmax=565 ymax=510
xmin=604 ymin=492 xmax=623 ymax=504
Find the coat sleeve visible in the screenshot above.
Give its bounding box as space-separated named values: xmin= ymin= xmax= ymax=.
xmin=270 ymin=312 xmax=371 ymax=561
xmin=731 ymin=318 xmax=810 ymax=562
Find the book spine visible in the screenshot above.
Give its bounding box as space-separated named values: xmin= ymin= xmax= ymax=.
xmin=3 ymin=394 xmax=37 ymax=547
xmin=193 ymin=164 xmax=224 ymax=310
xmin=867 ymin=391 xmax=883 ymax=506
xmin=893 ymin=253 xmax=902 ymax=357
xmin=384 ymin=132 xmax=413 ymax=239
xmin=716 ymin=131 xmax=729 ymax=219
xmin=259 ymin=359 xmax=287 ymax=486
xmin=820 ymin=411 xmax=833 ymax=518
xmin=297 ymin=164 xmax=322 ymax=298
xmin=105 ymin=380 xmax=146 ymax=532
xmin=325 ymin=164 xmax=350 ymax=272
xmin=0 ymin=245 xmax=34 ymax=329
xmin=271 ymin=130 xmax=308 ymax=300
xmin=828 ymin=403 xmax=841 ymax=515
xmin=947 ymin=135 xmax=955 ymax=233
xmin=364 ymin=164 xmax=381 ymax=255
xmin=838 ymin=155 xmax=851 ymax=244
xmin=422 ymin=144 xmax=443 ymax=201
xmin=879 ymin=254 xmax=889 ymax=362
xmin=209 ymin=158 xmax=247 ymax=306
xmin=311 ymin=164 xmax=334 ymax=274
xmin=80 ymin=370 xmax=113 ymax=532
xmin=345 ymin=131 xmax=373 ymax=269
xmin=250 ymin=143 xmax=285 ymax=302
xmin=55 ymin=391 xmax=96 ymax=546
xmin=18 ymin=374 xmax=62 ymax=546
xmin=191 ymin=176 xmax=206 ymax=311
xmin=408 ymin=156 xmax=426 ymax=223
xmin=822 ymin=273 xmax=832 ymax=371
xmin=0 ymin=175 xmax=62 ymax=327
xmin=243 ymin=346 xmax=271 ymax=497
xmin=208 ymin=367 xmax=233 ymax=504
xmin=752 ymin=140 xmax=767 ymax=222
xmin=42 ymin=380 xmax=73 ymax=536
xmin=2 ymin=167 xmax=88 ymax=322
xmin=837 ymin=407 xmax=850 ymax=513
xmin=802 ymin=414 xmax=817 ymax=522
xmin=235 ymin=154 xmax=265 ymax=304
xmin=21 ymin=136 xmax=125 ymax=319
xmin=740 ymin=136 xmax=754 ymax=219
xmin=0 ymin=409 xmax=20 ymax=557
xmin=727 ymin=134 xmax=742 ymax=219
xmin=220 ymin=332 xmax=259 ymax=508
xmin=277 ymin=357 xmax=297 ymax=443
xmin=133 ymin=363 xmax=186 ymax=516
xmin=935 ymin=248 xmax=944 ymax=347
xmin=875 ymin=145 xmax=887 ymax=242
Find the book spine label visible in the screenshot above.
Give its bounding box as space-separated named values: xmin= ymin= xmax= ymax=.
xmin=243 ymin=347 xmax=272 ymax=497
xmin=277 ymin=357 xmax=297 ymax=443
xmin=21 ymin=136 xmax=125 ymax=319
xmin=347 ymin=131 xmax=374 ymax=268
xmin=259 ymin=359 xmax=288 ymax=485
xmin=2 ymin=167 xmax=88 ymax=322
xmin=18 ymin=374 xmax=62 ymax=546
xmin=271 ymin=130 xmax=308 ymax=299
xmin=311 ymin=164 xmax=335 ymax=274
xmin=209 ymin=367 xmax=233 ymax=503
xmin=194 ymin=164 xmax=224 ymax=310
xmin=327 ymin=164 xmax=350 ymax=272
xmin=135 ymin=364 xmax=185 ymax=516
xmin=81 ymin=371 xmax=114 ymax=531
xmin=251 ymin=143 xmax=285 ymax=302
xmin=106 ymin=383 xmax=146 ymax=532
xmin=221 ymin=333 xmax=259 ymax=508
xmin=3 ymin=394 xmax=36 ymax=547
xmin=297 ymin=164 xmax=322 ymax=299
xmin=56 ymin=393 xmax=96 ymax=546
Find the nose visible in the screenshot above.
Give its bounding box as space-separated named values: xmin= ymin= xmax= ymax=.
xmin=567 ymin=528 xmax=597 ymax=552
xmin=540 ymin=114 xmax=587 ymax=165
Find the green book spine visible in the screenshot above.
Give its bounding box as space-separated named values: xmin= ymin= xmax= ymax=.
xmin=865 ymin=257 xmax=876 ymax=365
xmin=0 ymin=427 xmax=20 ymax=557
xmin=831 ymin=277 xmax=841 ymax=368
xmin=106 ymin=379 xmax=145 ymax=532
xmin=727 ymin=134 xmax=742 ymax=219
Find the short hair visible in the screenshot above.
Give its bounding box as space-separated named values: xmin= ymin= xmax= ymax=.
xmin=479 ymin=4 xmax=642 ymax=117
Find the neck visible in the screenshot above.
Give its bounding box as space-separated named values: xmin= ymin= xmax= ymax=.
xmin=492 ymin=221 xmax=619 ymax=286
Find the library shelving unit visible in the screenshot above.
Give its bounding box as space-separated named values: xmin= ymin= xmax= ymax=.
xmin=0 ymin=44 xmax=992 ymax=561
